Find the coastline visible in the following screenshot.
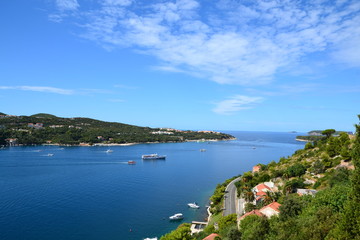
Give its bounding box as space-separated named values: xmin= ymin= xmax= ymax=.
xmin=8 ymin=138 xmax=237 ymax=147
xmin=295 ymin=138 xmax=311 ymax=142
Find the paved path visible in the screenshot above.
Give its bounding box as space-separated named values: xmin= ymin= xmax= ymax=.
xmin=223 ymin=177 xmax=241 ymax=216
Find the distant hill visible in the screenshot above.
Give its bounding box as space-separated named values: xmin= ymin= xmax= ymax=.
xmin=0 ymin=113 xmax=234 ymax=146
xmin=30 ymin=113 xmax=58 ymax=118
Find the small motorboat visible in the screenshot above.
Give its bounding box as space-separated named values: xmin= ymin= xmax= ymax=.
xmin=106 ymin=149 xmax=113 ymax=153
xmin=200 ymin=149 xmax=206 ymax=152
xmin=128 ymin=161 xmax=136 ymax=165
xmin=47 ymin=153 xmax=54 ymax=157
xmin=187 ymin=202 xmax=200 ymax=209
xmin=169 ymin=213 xmax=184 ymax=220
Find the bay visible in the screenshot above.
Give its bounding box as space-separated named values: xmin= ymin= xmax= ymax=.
xmin=0 ymin=131 xmax=305 ymax=240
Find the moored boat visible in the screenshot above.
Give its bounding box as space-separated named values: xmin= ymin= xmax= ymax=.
xmin=169 ymin=213 xmax=183 ymax=220
xmin=187 ymin=202 xmax=200 ymax=208
xmin=142 ymin=154 xmax=166 ymax=160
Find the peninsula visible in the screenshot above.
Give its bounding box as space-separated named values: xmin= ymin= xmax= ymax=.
xmin=160 ymin=117 xmax=360 ymax=240
xmin=0 ymin=113 xmax=234 ymax=146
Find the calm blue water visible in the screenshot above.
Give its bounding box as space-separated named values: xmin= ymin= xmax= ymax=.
xmin=0 ymin=131 xmax=305 ymax=240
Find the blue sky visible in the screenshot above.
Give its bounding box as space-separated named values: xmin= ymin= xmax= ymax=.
xmin=1 ymin=0 xmax=359 ymax=132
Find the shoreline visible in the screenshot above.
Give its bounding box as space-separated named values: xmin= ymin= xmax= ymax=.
xmin=295 ymin=138 xmax=311 ymax=142
xmin=5 ymin=138 xmax=237 ymax=147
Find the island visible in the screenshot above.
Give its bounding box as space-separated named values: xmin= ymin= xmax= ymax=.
xmin=0 ymin=113 xmax=234 ymax=146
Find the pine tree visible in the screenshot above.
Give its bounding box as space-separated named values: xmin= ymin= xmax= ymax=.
xmin=329 ymin=115 xmax=360 ymax=239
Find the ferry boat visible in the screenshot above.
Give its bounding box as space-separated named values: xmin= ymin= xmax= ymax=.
xmin=187 ymin=202 xmax=200 ymax=209
xmin=142 ymin=154 xmax=166 ymax=160
xmin=169 ymin=213 xmax=183 ymax=220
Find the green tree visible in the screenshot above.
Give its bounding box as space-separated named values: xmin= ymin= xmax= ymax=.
xmin=160 ymin=223 xmax=192 ymax=240
xmin=240 ymin=215 xmax=270 ymax=240
xmin=226 ymin=226 xmax=241 ymax=240
xmin=322 ymin=129 xmax=336 ymax=138
xmin=244 ymin=191 xmax=255 ymax=203
xmin=244 ymin=202 xmax=256 ymax=213
xmin=330 ymin=116 xmax=360 ymax=239
xmin=218 ymin=214 xmax=237 ymax=232
xmin=279 ymin=194 xmax=304 ymax=220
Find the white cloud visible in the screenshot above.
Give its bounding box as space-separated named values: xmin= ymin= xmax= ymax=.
xmin=56 ymin=0 xmax=79 ymax=11
xmin=0 ymin=86 xmax=74 ymax=95
xmin=213 ymin=95 xmax=264 ymax=115
xmin=51 ymin=0 xmax=360 ymax=85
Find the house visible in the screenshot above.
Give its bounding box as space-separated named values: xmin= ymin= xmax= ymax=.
xmin=296 ymin=188 xmax=318 ymax=196
xmin=190 ymin=221 xmax=207 ymax=235
xmin=238 ymin=209 xmax=264 ymax=221
xmin=5 ymin=138 xmax=18 ymax=146
xmin=28 ymin=123 xmax=43 ymax=129
xmin=202 ymin=233 xmax=220 ymax=240
xmin=259 ymin=202 xmax=281 ymax=218
xmin=252 ymin=165 xmax=261 ymax=173
xmin=239 ymin=202 xmax=282 ymax=222
xmin=252 ymin=182 xmax=275 ymax=204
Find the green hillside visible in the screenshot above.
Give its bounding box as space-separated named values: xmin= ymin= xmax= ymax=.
xmin=161 ymin=116 xmax=360 ymax=240
xmin=0 ymin=113 xmax=233 ymax=146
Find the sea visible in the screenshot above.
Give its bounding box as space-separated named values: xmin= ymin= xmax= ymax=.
xmin=0 ymin=131 xmax=305 ymax=240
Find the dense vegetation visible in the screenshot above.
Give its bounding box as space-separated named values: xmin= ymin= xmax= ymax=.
xmin=296 ymin=129 xmax=352 ymax=142
xmin=160 ymin=116 xmax=360 ymax=240
xmin=0 ymin=113 xmax=233 ymax=146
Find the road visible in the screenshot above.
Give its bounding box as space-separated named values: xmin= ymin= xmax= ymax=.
xmin=223 ymin=177 xmax=241 ymax=216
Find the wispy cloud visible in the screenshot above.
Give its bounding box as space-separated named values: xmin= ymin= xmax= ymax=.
xmin=213 ymin=95 xmax=264 ymax=115
xmin=0 ymin=86 xmax=74 ymax=95
xmin=50 ymin=0 xmax=360 ymax=85
xmin=55 ymin=0 xmax=79 ymax=11
xmin=114 ymin=84 xmax=137 ymax=89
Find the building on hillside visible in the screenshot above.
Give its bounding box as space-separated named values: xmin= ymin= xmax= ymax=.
xmin=296 ymin=188 xmax=318 ymax=197
xmin=252 ymin=182 xmax=275 ymax=204
xmin=202 ymin=233 xmax=220 ymax=240
xmin=28 ymin=123 xmax=43 ymax=129
xmin=252 ymin=165 xmax=261 ymax=173
xmin=259 ymin=202 xmax=281 ymax=218
xmin=190 ymin=221 xmax=207 ymax=235
xmin=238 ymin=209 xmax=264 ymax=221
xmin=5 ymin=138 xmax=18 ymax=146
xmin=238 ymin=202 xmax=282 ymax=223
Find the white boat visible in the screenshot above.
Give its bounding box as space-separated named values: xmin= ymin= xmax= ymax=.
xmin=188 ymin=202 xmax=200 ymax=209
xmin=47 ymin=153 xmax=54 ymax=157
xmin=200 ymin=149 xmax=206 ymax=152
xmin=144 ymin=238 xmax=157 ymax=240
xmin=106 ymin=149 xmax=113 ymax=153
xmin=142 ymin=154 xmax=166 ymax=160
xmin=169 ymin=213 xmax=184 ymax=220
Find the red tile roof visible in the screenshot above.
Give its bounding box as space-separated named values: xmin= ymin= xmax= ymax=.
xmin=256 ymin=183 xmax=271 ymax=192
xmin=239 ymin=209 xmax=264 ymax=221
xmin=253 ymin=165 xmax=261 ymax=172
xmin=203 ymin=233 xmax=220 ymax=240
xmin=261 ymin=202 xmax=281 ymax=212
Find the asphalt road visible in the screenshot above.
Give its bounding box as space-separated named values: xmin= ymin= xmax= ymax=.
xmin=223 ymin=177 xmax=241 ymax=216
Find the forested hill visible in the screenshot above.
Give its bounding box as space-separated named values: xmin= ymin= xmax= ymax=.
xmin=160 ymin=116 xmax=360 ymax=240
xmin=0 ymin=113 xmax=234 ymax=146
